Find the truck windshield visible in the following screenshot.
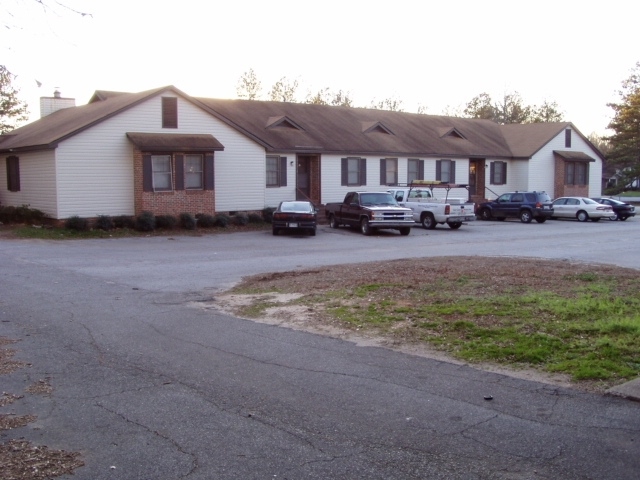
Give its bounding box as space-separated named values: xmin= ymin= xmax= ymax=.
xmin=360 ymin=193 xmax=397 ymax=206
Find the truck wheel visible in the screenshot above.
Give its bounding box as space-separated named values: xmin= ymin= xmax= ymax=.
xmin=479 ymin=208 xmax=492 ymax=221
xmin=519 ymin=210 xmax=533 ymax=223
xmin=272 ymin=228 xmax=279 ymax=236
xmin=399 ymin=227 xmax=411 ymax=236
xmin=360 ymin=218 xmax=373 ymax=236
xmin=329 ymin=214 xmax=340 ymax=229
xmin=421 ymin=212 xmax=437 ymax=230
xmin=448 ymin=222 xmax=462 ymax=229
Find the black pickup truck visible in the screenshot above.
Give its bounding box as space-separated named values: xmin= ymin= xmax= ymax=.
xmin=325 ymin=191 xmax=414 ymax=235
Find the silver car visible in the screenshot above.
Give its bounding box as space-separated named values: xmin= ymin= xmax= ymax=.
xmin=551 ymin=197 xmax=613 ymax=222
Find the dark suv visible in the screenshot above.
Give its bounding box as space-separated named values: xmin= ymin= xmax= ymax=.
xmin=477 ymin=191 xmax=554 ymax=223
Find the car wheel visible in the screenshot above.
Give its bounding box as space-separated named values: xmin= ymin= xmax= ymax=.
xmin=609 ymin=213 xmax=618 ymax=221
xmin=272 ymin=228 xmax=279 ymax=236
xmin=448 ymin=222 xmax=462 ymax=229
xmin=535 ymin=217 xmax=547 ymax=223
xmin=577 ymin=211 xmax=589 ymax=222
xmin=421 ymin=212 xmax=437 ymax=229
xmin=519 ymin=210 xmax=533 ymax=223
xmin=329 ymin=214 xmax=340 ymax=229
xmin=479 ymin=208 xmax=492 ymax=221
xmin=360 ymin=217 xmax=373 ymax=236
xmin=399 ymin=227 xmax=411 ymax=236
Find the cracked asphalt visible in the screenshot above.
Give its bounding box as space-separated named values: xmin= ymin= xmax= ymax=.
xmin=1 ymin=219 xmax=640 ymax=479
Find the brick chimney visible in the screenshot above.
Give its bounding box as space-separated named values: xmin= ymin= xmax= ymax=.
xmin=40 ymin=89 xmax=76 ymax=118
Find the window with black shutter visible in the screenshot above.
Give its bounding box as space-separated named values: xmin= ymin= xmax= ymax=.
xmin=6 ymin=156 xmax=20 ymax=192
xmin=341 ymin=157 xmax=367 ymax=186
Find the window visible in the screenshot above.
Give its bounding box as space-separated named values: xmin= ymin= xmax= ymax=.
xmin=565 ymin=162 xmax=588 ymax=186
xmin=152 ymin=155 xmax=172 ymax=191
xmin=436 ymin=159 xmax=456 ymax=183
xmin=380 ymin=158 xmax=398 ymax=185
xmin=407 ymin=159 xmax=424 ymax=184
xmin=185 ymin=154 xmax=203 ymax=189
xmin=565 ymin=129 xmax=572 ymax=148
xmin=341 ymin=157 xmax=366 ymax=186
xmin=266 ymin=155 xmax=287 ymax=187
xmin=490 ymin=161 xmax=507 ymax=185
xmin=162 ymin=97 xmax=178 ymax=128
xmin=6 ymin=156 xmax=20 ymax=192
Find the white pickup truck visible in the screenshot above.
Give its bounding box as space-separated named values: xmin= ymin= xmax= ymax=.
xmin=388 ymin=183 xmax=476 ymax=229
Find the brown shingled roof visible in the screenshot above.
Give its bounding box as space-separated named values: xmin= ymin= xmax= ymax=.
xmin=126 ymin=132 xmax=224 ymax=151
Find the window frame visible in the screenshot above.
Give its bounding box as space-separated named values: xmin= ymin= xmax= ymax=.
xmin=380 ymin=158 xmax=398 ymax=186
xmin=490 ymin=161 xmax=507 ymax=185
xmin=6 ymin=156 xmax=20 ymax=192
xmin=341 ymin=157 xmax=367 ymax=186
xmin=407 ymin=158 xmax=424 ymax=184
xmin=184 ymin=154 xmax=204 ymax=190
xmin=266 ymin=155 xmax=287 ymax=188
xmin=436 ymin=159 xmax=456 ymax=183
xmin=565 ymin=161 xmax=588 ymax=186
xmin=162 ymin=97 xmax=178 ymax=129
xmin=151 ymin=154 xmax=173 ymax=191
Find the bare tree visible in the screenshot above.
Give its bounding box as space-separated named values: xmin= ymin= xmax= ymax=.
xmin=236 ymin=69 xmax=262 ymax=100
xmin=370 ymin=97 xmax=404 ymax=112
xmin=269 ymin=77 xmax=299 ymax=102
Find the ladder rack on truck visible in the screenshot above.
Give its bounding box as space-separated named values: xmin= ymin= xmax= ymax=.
xmin=394 ymin=182 xmax=471 ymax=203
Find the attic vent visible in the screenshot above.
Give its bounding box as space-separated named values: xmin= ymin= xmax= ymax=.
xmin=438 ymin=127 xmax=466 ymax=139
xmin=266 ymin=116 xmax=304 ymax=131
xmin=362 ymin=121 xmax=394 ymax=135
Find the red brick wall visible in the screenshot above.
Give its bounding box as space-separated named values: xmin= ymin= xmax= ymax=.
xmin=554 ymin=155 xmax=589 ymax=198
xmin=133 ymin=149 xmax=215 ymax=217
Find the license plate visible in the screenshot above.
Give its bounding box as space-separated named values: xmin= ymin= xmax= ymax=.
xmin=288 ymin=222 xmax=298 ymax=227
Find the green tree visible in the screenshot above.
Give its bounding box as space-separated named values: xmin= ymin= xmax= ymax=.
xmin=463 ymin=92 xmax=495 ymax=120
xmin=606 ymin=61 xmax=640 ymax=189
xmin=463 ymin=91 xmax=562 ymax=124
xmin=236 ymin=68 xmax=262 ymax=100
xmin=269 ymin=77 xmax=299 ymax=102
xmin=0 ymin=65 xmax=29 ymax=134
xmin=529 ymin=100 xmax=564 ymax=123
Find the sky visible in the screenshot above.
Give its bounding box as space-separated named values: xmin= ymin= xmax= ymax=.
xmin=2 ymin=0 xmax=639 ymax=136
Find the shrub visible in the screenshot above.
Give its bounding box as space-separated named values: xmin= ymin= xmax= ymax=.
xmin=95 ymin=215 xmax=114 ymax=231
xmin=214 ymin=214 xmax=230 ymax=227
xmin=135 ymin=211 xmax=156 ymax=232
xmin=233 ymin=213 xmax=249 ymax=226
xmin=113 ymin=215 xmax=136 ymax=229
xmin=0 ymin=206 xmax=17 ymax=223
xmin=196 ymin=213 xmax=216 ymax=228
xmin=248 ymin=212 xmax=263 ymax=224
xmin=179 ymin=212 xmax=197 ymax=230
xmin=155 ymin=215 xmax=178 ymax=230
xmin=65 ymin=215 xmax=89 ymax=231
xmin=262 ymin=207 xmax=275 ymax=223
xmin=14 ymin=205 xmax=45 ymax=224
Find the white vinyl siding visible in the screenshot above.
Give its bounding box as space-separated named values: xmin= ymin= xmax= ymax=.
xmin=0 ymin=151 xmax=58 ymax=216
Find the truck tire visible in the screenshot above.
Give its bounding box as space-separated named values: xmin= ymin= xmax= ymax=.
xmin=421 ymin=212 xmax=437 ymax=230
xmin=448 ymin=222 xmax=462 ymax=229
xmin=479 ymin=208 xmax=492 ymax=221
xmin=272 ymin=228 xmax=279 ymax=236
xmin=399 ymin=227 xmax=411 ymax=236
xmin=519 ymin=210 xmax=533 ymax=223
xmin=360 ymin=217 xmax=373 ymax=236
xmin=329 ymin=214 xmax=340 ymax=229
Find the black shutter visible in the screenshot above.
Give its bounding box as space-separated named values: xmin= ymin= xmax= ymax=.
xmin=489 ymin=162 xmax=495 ymax=185
xmin=380 ymin=159 xmax=386 ymax=185
xmin=436 ymin=160 xmax=442 ymax=181
xmin=502 ymin=162 xmax=507 ymax=184
xmin=204 ymin=155 xmax=214 ymax=190
xmin=359 ymin=158 xmax=367 ymax=186
xmin=280 ymin=157 xmax=287 ymax=187
xmin=175 ymin=155 xmax=184 ymax=190
xmin=143 ymin=155 xmax=153 ymax=192
xmin=162 ymin=97 xmax=178 ymax=128
xmin=418 ymin=160 xmax=424 ymax=180
xmin=450 ymin=161 xmax=456 ymax=183
xmin=6 ymin=156 xmax=20 ymax=192
xmin=341 ymin=158 xmax=348 ymax=186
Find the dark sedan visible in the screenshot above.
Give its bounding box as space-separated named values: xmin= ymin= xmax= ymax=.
xmin=272 ymin=201 xmax=317 ymax=236
xmin=592 ymin=197 xmax=636 ymax=221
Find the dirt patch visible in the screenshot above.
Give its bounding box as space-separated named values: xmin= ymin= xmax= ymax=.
xmin=208 ymin=256 xmax=640 ymax=393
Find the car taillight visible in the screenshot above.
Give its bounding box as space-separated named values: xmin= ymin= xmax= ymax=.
xmin=536 ymin=202 xmax=542 ymax=208
xmin=445 ymin=205 xmax=450 ymax=214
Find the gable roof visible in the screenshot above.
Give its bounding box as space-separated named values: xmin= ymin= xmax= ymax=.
xmin=0 ymin=86 xmax=189 ymax=153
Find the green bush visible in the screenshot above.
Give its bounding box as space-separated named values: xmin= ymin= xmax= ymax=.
xmin=248 ymin=212 xmax=263 ymax=223
xmin=65 ymin=215 xmax=89 ymax=231
xmin=233 ymin=213 xmax=249 ymax=226
xmin=113 ymin=215 xmax=135 ymax=229
xmin=95 ymin=215 xmax=114 ymax=231
xmin=262 ymin=207 xmax=275 ymax=223
xmin=179 ymin=212 xmax=197 ymax=230
xmin=0 ymin=206 xmax=16 ymax=223
xmin=15 ymin=205 xmax=45 ymax=224
xmin=214 ymin=214 xmax=230 ymax=227
xmin=196 ymin=213 xmax=216 ymax=228
xmin=135 ymin=211 xmax=156 ymax=232
xmin=155 ymin=215 xmax=178 ymax=230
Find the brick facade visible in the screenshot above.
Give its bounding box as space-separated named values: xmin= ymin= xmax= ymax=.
xmin=554 ymin=155 xmax=589 ymax=198
xmin=133 ymin=149 xmax=215 ymax=217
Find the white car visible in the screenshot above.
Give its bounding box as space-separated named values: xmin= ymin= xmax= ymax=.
xmin=551 ymin=197 xmax=613 ymax=222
